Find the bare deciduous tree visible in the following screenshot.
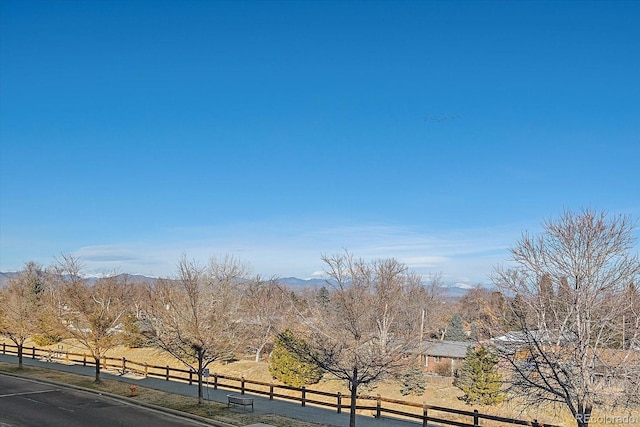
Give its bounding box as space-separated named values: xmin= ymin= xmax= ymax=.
xmin=492 ymin=209 xmax=640 ymax=427
xmin=241 ymin=276 xmax=290 ymax=362
xmin=281 ymin=252 xmax=424 ymax=427
xmin=458 ymin=285 xmax=510 ymax=340
xmin=0 ymin=261 xmax=45 ymax=367
xmin=417 ymin=272 xmax=448 ymax=338
xmin=146 ymin=255 xmax=247 ymax=404
xmin=54 ymin=255 xmax=133 ymax=382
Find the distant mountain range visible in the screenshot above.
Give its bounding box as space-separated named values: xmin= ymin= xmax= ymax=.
xmin=0 ymin=272 xmax=20 ymax=285
xmin=0 ymin=272 xmax=154 ymax=287
xmin=0 ymin=272 xmax=474 ymax=299
xmin=277 ymin=277 xmax=478 ymax=299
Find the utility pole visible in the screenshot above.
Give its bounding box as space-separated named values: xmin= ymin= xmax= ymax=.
xmin=419 ymin=308 xmax=425 ymax=365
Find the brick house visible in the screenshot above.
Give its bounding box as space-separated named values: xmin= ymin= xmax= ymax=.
xmin=419 ymin=340 xmax=472 ymax=377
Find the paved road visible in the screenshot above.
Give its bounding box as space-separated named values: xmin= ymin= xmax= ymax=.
xmin=0 ymin=374 xmax=212 ymax=427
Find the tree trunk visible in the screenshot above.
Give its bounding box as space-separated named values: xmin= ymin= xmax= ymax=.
xmin=17 ymin=344 xmax=23 ymax=368
xmin=576 ymin=403 xmax=592 ymax=427
xmin=94 ymin=358 xmax=101 ymax=383
xmin=349 ymin=368 xmax=359 ymax=427
xmin=197 ymin=353 xmax=204 ymax=404
xmin=255 ymin=341 xmax=267 ymax=362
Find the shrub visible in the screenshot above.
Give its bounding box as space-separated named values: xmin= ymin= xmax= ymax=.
xmin=434 ymin=361 xmax=452 ymax=377
xmin=32 ymin=333 xmax=63 ymax=347
xmin=268 ymin=330 xmax=323 ymax=387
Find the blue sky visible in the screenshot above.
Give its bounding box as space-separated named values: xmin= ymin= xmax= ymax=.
xmin=1 ymin=0 xmax=639 ymax=284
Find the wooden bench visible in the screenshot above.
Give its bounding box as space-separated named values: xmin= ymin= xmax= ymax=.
xmin=227 ymin=394 xmax=254 ymax=412
xmin=42 ymin=351 xmax=66 ymax=363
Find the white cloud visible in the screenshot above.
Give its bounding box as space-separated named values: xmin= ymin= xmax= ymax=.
xmin=72 ymin=244 xmax=171 ymax=277
xmin=399 ymin=256 xmax=450 ymax=269
xmin=56 ymin=220 xmax=519 ymax=286
xmin=309 ymin=270 xmax=326 ymax=278
xmin=453 ymin=282 xmax=475 ymax=289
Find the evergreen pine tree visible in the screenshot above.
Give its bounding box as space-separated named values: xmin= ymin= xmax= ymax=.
xmin=400 ymin=366 xmax=426 ymax=396
xmin=454 ymin=345 xmax=504 ymax=405
xmin=316 ymin=286 xmax=331 ymax=309
xmin=445 ymin=314 xmax=467 ymax=341
xmin=122 ymin=314 xmax=148 ymax=348
xmin=269 ymin=330 xmax=323 ymax=387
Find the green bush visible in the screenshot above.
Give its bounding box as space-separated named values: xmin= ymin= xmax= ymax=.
xmin=32 ymin=333 xmax=63 ymax=347
xmin=268 ymin=330 xmax=323 ymax=387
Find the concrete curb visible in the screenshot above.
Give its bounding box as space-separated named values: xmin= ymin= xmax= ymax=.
xmin=0 ymin=371 xmax=237 ymax=427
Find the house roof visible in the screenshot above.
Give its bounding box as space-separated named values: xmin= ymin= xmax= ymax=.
xmin=492 ymin=330 xmax=574 ymax=346
xmin=421 ymin=340 xmax=471 ymax=358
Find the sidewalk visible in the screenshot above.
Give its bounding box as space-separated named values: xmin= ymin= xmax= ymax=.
xmin=0 ymin=354 xmax=423 ymax=427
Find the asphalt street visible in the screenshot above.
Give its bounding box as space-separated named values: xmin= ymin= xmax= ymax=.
xmin=0 ymin=374 xmax=212 ymax=427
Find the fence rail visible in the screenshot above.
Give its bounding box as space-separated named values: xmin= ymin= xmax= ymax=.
xmin=0 ymin=342 xmax=560 ymax=427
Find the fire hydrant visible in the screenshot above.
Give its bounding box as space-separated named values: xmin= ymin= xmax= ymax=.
xmin=129 ymin=385 xmax=137 ymax=397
